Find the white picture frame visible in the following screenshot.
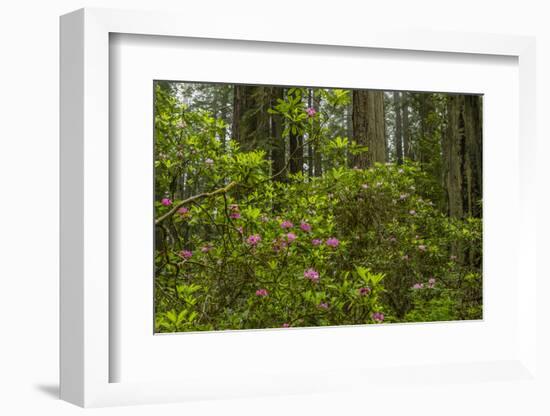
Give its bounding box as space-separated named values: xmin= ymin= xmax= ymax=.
xmin=60 ymin=7 xmax=539 ymax=408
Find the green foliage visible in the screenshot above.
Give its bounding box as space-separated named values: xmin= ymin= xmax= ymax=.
xmin=154 ymin=82 xmax=482 ymax=332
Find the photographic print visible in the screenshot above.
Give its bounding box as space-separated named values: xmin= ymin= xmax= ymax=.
xmin=154 ymin=82 xmax=482 ymax=333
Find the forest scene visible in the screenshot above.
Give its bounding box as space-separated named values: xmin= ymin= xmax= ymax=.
xmin=154 ymin=81 xmax=483 ymax=333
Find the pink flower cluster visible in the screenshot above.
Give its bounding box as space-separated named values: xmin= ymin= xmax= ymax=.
xmin=229 ymin=204 xmax=241 ymax=219
xmin=179 ymin=250 xmax=193 ymax=260
xmin=300 ymin=222 xmax=312 ymax=232
xmin=372 ymin=312 xmax=385 ymax=323
xmin=306 ymin=107 xmax=317 ymax=117
xmin=178 ymin=206 xmax=190 ymax=216
xmin=304 ymin=268 xmax=320 ymax=282
xmin=412 ymin=283 xmax=424 ymax=289
xmin=325 ymin=237 xmax=339 ymax=248
xmin=161 ymin=198 xmax=172 ymax=206
xmin=255 ymin=288 xmax=268 ymax=297
xmin=201 ymin=243 xmax=213 ymax=253
xmin=286 ymin=232 xmax=297 ymax=243
xmin=311 ymin=238 xmax=323 ymax=246
xmin=358 ymin=287 xmax=371 ymax=296
xmin=280 ymin=220 xmax=294 ymax=229
xmin=246 ymin=234 xmax=262 ymax=246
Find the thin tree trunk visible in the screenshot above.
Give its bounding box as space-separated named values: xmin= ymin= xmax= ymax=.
xmin=307 ymin=89 xmax=314 ymax=177
xmin=288 ymin=90 xmax=304 ymax=175
xmin=270 ymin=87 xmax=286 ymax=182
xmin=393 ymin=92 xmax=403 ymax=165
xmin=313 ymin=93 xmax=322 ymax=176
xmin=402 ymin=92 xmax=411 ymax=160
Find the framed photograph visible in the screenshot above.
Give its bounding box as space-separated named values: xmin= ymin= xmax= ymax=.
xmin=60 ymin=8 xmax=539 ymax=408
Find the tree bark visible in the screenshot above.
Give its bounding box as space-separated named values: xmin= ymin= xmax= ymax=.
xmin=352 ymin=90 xmax=386 ymax=168
xmin=442 ymin=94 xmax=483 ymax=218
xmin=270 ymin=87 xmax=286 ymax=181
xmin=402 ymin=92 xmax=411 ymax=160
xmin=313 ymin=93 xmax=322 ymax=176
xmin=288 ymin=90 xmax=304 ymax=175
xmin=418 ymin=94 xmax=436 ymax=163
xmin=393 ymin=92 xmax=403 ymax=165
xmin=232 ymin=85 xmax=270 ymax=152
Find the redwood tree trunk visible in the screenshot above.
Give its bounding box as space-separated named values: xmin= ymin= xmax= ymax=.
xmin=442 ymin=94 xmax=483 ymax=218
xmin=270 ymin=87 xmax=286 ymax=181
xmin=402 ymin=92 xmax=411 ymax=160
xmin=393 ymin=92 xmax=403 ymax=165
xmin=352 ymin=90 xmax=386 ymax=167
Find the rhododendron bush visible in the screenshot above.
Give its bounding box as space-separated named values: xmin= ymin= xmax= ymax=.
xmin=154 ymin=81 xmax=482 ymax=332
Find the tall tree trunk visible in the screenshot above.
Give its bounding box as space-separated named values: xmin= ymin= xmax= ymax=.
xmin=232 ymin=85 xmax=254 ymax=150
xmin=393 ymin=92 xmax=403 ymax=165
xmin=313 ymin=93 xmax=322 ymax=176
xmin=288 ymin=90 xmax=304 ymax=175
xmin=270 ymin=87 xmax=286 ymax=182
xmin=442 ymin=94 xmax=483 ymax=218
xmin=307 ymin=89 xmax=314 ymax=177
xmin=232 ymin=85 xmax=270 ymax=152
xmin=402 ymin=92 xmax=411 ymax=160
xmin=418 ymin=94 xmax=435 ymax=163
xmin=352 ymin=90 xmax=386 ymax=168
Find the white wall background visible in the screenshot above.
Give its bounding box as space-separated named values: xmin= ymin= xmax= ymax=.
xmin=0 ymin=1 xmax=548 ymax=415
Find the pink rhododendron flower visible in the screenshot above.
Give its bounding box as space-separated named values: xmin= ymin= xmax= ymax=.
xmin=286 ymin=232 xmax=297 ymax=243
xmin=300 ymin=222 xmax=312 ymax=232
xmin=412 ymin=283 xmax=424 ymax=289
xmin=230 ymin=212 xmax=241 ymax=219
xmin=312 ymin=238 xmax=323 ymax=246
xmin=246 ymin=234 xmax=262 ymax=246
xmin=161 ymin=198 xmax=172 ymax=206
xmin=280 ymin=220 xmax=294 ymax=229
xmin=326 ymin=237 xmax=339 ymax=248
xmin=372 ymin=312 xmax=385 ymax=323
xmin=418 ymin=245 xmax=427 ymax=252
xmin=255 ymin=288 xmax=268 ymax=297
xmin=178 ymin=206 xmax=190 ymax=215
xmin=358 ymin=287 xmax=371 ymax=296
xmin=318 ymin=302 xmax=329 ymax=310
xmin=236 ymin=226 xmax=244 ymax=234
xmin=201 ymin=243 xmax=213 ymax=253
xmin=304 ymin=268 xmax=320 ymax=282
xmin=179 ymin=250 xmax=193 ymax=260
xmin=306 ymin=107 xmax=317 ymax=117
